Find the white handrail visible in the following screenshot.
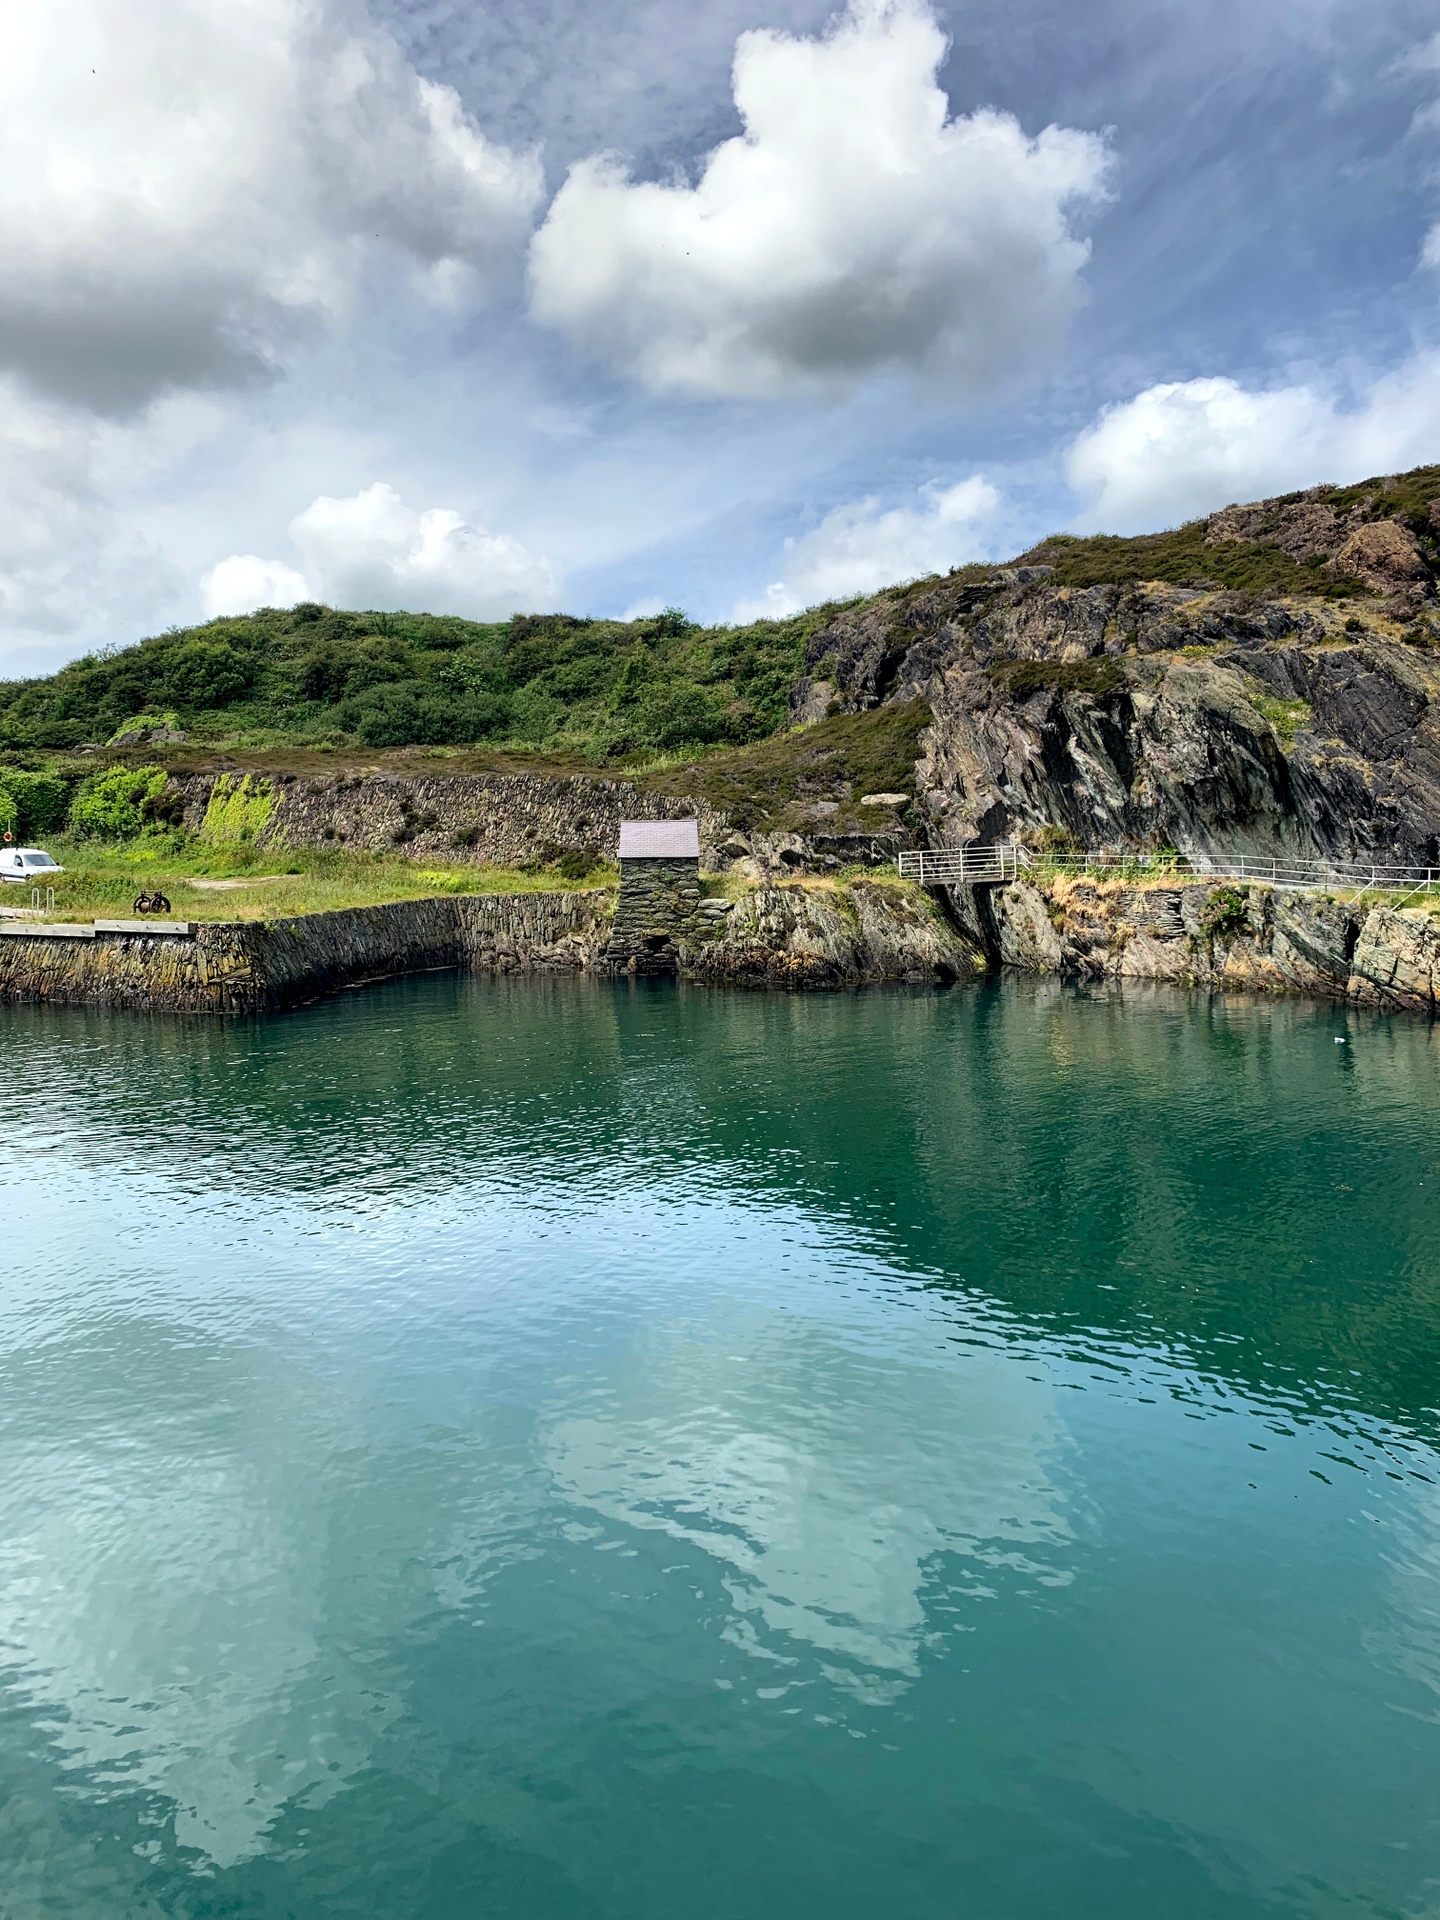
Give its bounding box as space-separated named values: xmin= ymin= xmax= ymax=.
xmin=897 ymin=843 xmax=1440 ymax=895
xmin=897 ymin=844 xmax=1033 ymax=884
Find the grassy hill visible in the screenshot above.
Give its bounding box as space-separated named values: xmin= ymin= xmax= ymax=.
xmin=0 ymin=602 xmax=829 ymax=759
xmin=3 ymin=462 xmax=1438 ymax=776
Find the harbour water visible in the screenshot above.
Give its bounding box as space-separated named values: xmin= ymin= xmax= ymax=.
xmin=3 ymin=975 xmax=1439 ymax=1917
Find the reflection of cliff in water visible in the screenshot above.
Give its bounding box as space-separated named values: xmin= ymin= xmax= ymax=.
xmin=7 ymin=972 xmax=1440 ymax=1442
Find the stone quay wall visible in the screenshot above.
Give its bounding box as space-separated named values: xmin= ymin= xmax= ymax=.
xmin=0 ymin=892 xmax=613 ymax=1014
xmin=0 ymin=880 xmax=982 ymax=1012
xmin=5 ymin=873 xmax=1440 ymax=1015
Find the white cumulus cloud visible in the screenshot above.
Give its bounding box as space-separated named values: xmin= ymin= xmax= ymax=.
xmin=735 ymin=475 xmax=1003 ymax=619
xmin=1065 ymin=357 xmax=1440 ymax=531
xmin=0 ymin=380 xmax=223 ymax=671
xmin=0 ymin=0 xmax=542 ymax=411
xmin=528 ymin=0 xmax=1109 ymax=401
xmin=203 ymin=482 xmax=559 ymax=619
xmin=199 ymin=555 xmax=309 ymax=619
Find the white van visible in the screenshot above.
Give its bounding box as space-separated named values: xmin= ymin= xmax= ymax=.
xmin=0 ymin=847 xmax=64 ymax=883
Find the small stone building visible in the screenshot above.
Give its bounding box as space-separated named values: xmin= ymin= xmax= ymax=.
xmin=603 ymin=819 xmax=704 ymax=974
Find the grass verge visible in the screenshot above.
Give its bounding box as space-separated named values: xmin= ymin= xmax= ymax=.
xmin=3 ymin=837 xmax=616 ymax=925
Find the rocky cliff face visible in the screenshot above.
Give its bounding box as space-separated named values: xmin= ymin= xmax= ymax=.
xmin=980 ymin=873 xmax=1440 ymax=1013
xmin=797 ymin=472 xmax=1440 ymax=867
xmin=685 ymin=882 xmax=982 ymax=989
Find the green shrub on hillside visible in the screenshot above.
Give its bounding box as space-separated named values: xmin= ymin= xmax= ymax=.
xmin=0 ymin=602 xmax=808 ymax=757
xmin=164 ymin=639 xmax=252 ymax=707
xmin=0 ymin=768 xmax=72 ymax=839
xmin=70 ymin=764 xmax=170 ymax=839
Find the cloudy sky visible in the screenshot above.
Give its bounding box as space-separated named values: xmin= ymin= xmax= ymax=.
xmin=3 ymin=0 xmax=1440 ymax=675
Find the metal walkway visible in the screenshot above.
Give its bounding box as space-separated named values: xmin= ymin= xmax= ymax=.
xmin=897 ymin=843 xmax=1440 ymax=900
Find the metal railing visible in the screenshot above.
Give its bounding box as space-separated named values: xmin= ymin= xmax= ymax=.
xmin=898 ymin=843 xmax=1440 ymax=899
xmin=897 ymin=844 xmax=1031 ymax=884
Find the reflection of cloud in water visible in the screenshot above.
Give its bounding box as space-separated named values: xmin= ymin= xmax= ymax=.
xmin=0 ymin=1366 xmax=401 ymax=1870
xmin=1368 ymin=1481 xmax=1440 ymax=1713
xmin=543 ymin=1307 xmax=1075 ymax=1687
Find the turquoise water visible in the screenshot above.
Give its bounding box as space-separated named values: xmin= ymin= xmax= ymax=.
xmin=3 ymin=975 xmax=1440 ymax=1918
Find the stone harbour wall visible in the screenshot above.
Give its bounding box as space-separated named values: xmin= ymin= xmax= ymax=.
xmin=0 ymin=879 xmax=981 ymax=1012
xmin=0 ymin=892 xmax=614 ymax=1014
xmin=0 ymin=921 xmax=268 ymax=1014
xmin=4 ymin=870 xmax=1437 ymax=1014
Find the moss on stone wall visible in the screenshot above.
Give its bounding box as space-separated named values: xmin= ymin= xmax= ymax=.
xmin=199 ymin=774 xmax=275 ymax=845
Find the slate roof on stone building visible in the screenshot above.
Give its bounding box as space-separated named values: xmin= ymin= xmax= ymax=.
xmin=618 ymin=819 xmax=700 ymax=859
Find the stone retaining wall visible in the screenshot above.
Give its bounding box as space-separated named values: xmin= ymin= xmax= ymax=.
xmin=171 ymin=770 xmax=732 ymax=870
xmin=165 ymin=770 xmax=911 ymax=879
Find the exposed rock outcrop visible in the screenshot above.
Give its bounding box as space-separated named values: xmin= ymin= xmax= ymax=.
xmin=973 ymin=873 xmax=1440 ymax=1012
xmin=782 ymin=468 xmax=1440 ymax=874
xmin=1332 ymin=519 xmax=1428 ymax=596
xmin=684 ymin=882 xmax=983 ymax=989
xmin=800 ymin=571 xmax=1440 ymax=867
xmin=1349 ymin=907 xmax=1440 ymax=1013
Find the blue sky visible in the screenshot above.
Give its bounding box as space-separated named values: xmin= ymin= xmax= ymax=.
xmin=2 ymin=0 xmax=1439 ymax=676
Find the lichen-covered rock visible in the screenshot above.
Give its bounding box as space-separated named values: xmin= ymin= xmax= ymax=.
xmin=1348 ymin=907 xmax=1440 ymax=1012
xmin=1331 ymin=520 xmax=1427 ymax=593
xmin=848 ymin=882 xmax=984 ymax=981
xmin=1206 ymin=498 xmax=1340 ymax=559
xmin=683 ymin=882 xmax=982 ymax=989
xmin=979 ymin=873 xmax=1440 ymax=1011
xmin=991 ymin=882 xmax=1064 ymax=971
